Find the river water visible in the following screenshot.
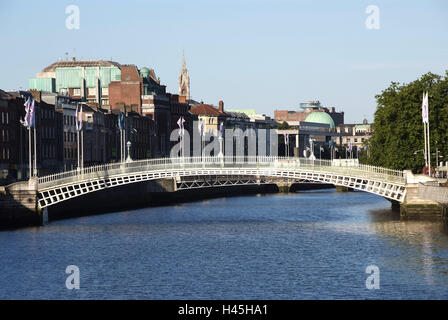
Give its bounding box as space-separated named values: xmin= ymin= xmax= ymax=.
xmin=1 ymin=189 xmax=448 ymax=299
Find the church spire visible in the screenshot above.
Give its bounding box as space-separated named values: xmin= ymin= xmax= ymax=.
xmin=182 ymin=50 xmax=186 ymax=70
xmin=179 ymin=50 xmax=190 ymax=100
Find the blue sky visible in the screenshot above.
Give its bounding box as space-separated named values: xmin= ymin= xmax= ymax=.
xmin=0 ymin=0 xmax=447 ymax=122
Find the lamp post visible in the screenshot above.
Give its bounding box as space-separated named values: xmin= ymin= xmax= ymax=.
xmin=431 ymin=152 xmax=443 ymax=168
xmin=126 ymin=141 xmax=132 ymax=163
xmin=329 ymin=140 xmax=334 ymax=161
xmin=414 ymin=149 xmax=424 ymax=155
xmin=28 ymin=127 xmax=32 ymax=179
xmin=33 ymin=123 xmax=37 ymax=177
xmin=414 ymin=149 xmax=425 ymax=164
xmin=308 ymin=137 xmax=314 ymax=158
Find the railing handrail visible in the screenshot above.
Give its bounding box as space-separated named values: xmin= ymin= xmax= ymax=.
xmin=37 ymin=156 xmax=406 ymax=187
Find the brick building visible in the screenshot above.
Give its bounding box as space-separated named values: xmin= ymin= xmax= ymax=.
xmin=31 ymin=90 xmax=80 ymax=171
xmin=125 ymin=112 xmax=154 ymax=160
xmin=0 ymin=90 xmax=26 ymax=183
xmin=0 ymin=90 xmax=64 ymax=182
xmin=29 ymin=57 xmax=195 ymax=159
xmin=109 ymin=65 xmax=144 ymax=113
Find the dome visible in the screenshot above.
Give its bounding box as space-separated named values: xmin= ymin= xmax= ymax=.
xmin=305 ymin=111 xmax=335 ymax=129
xmin=140 ymin=67 xmax=150 ymax=78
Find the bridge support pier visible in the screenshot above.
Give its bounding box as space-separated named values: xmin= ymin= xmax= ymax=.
xmin=400 ymin=183 xmax=445 ymax=218
xmin=275 ymin=182 xmax=292 ymax=193
xmin=0 ymin=178 xmax=45 ymax=228
xmin=335 ymin=186 xmax=354 ymax=192
xmin=389 ymin=200 xmax=401 ymax=212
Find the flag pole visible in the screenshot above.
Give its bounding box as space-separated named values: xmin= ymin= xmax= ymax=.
xmin=427 ymin=118 xmax=431 ymax=177
xmin=81 ymin=129 xmax=84 ymax=171
xmin=424 ymin=91 xmax=431 ymax=177
xmin=28 ymin=127 xmax=32 ymax=179
xmin=77 ymin=129 xmax=80 ymax=170
xmin=33 ymin=126 xmax=37 ymax=177
xmin=423 ymin=121 xmax=428 ymax=168
xmin=423 ymin=91 xmax=428 ymax=170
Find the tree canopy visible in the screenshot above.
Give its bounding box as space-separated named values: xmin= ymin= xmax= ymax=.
xmin=277 ymin=121 xmax=291 ymax=130
xmin=367 ymin=71 xmax=448 ymax=172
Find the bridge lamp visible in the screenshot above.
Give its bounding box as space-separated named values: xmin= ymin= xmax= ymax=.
xmin=413 ymin=149 xmax=424 ymax=155
xmin=126 ymin=141 xmax=132 ymax=163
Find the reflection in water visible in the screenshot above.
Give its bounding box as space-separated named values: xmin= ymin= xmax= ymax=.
xmin=368 ymin=209 xmax=448 ymax=286
xmin=422 ymin=231 xmax=434 ymax=286
xmin=1 ymin=190 xmax=448 ymax=299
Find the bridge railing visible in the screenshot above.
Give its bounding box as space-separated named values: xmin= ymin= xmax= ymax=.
xmin=37 ymin=156 xmax=405 ymax=189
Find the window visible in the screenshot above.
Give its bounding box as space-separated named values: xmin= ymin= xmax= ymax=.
xmin=88 ymin=88 xmax=97 ymax=96
xmin=346 ymin=138 xmax=351 ymax=142
xmin=102 ymin=99 xmax=109 ymax=106
xmin=102 ymin=88 xmax=109 ymax=96
xmin=354 ymin=138 xmax=358 ymax=143
xmin=73 ymin=88 xmax=81 ymax=96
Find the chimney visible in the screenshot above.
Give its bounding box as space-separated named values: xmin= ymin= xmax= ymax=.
xmin=218 ymin=100 xmax=224 ymax=112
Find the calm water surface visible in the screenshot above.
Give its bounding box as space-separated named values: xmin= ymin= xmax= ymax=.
xmin=1 ymin=189 xmax=448 ymax=299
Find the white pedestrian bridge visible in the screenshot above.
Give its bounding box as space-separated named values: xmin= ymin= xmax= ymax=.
xmin=36 ymin=156 xmax=407 ymax=209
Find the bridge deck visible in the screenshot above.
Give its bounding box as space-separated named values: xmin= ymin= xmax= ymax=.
xmin=36 ymin=157 xmax=407 ymax=208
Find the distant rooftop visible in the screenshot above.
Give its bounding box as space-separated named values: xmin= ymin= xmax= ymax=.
xmin=225 ymin=111 xmax=250 ymax=120
xmin=42 ymin=59 xmax=122 ymax=72
xmin=226 ymin=109 xmax=256 ymax=116
xmin=190 ymin=104 xmax=226 ymax=116
xmin=299 ymin=100 xmax=322 ymax=110
xmin=0 ymin=89 xmax=14 ymax=100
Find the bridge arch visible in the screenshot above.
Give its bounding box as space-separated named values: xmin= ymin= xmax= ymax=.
xmin=36 ymin=157 xmax=407 ymax=209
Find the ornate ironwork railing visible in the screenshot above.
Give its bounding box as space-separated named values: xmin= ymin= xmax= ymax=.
xmin=37 ymin=156 xmax=405 ymax=190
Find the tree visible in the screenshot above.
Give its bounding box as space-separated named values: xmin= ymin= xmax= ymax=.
xmin=277 ymin=121 xmax=291 ymax=130
xmin=368 ymin=71 xmax=448 ymax=172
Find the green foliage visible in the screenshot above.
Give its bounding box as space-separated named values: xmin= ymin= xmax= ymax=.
xmin=277 ymin=121 xmax=291 ymax=130
xmin=368 ymin=71 xmax=448 ymax=172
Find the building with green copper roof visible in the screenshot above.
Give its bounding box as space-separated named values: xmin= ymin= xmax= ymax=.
xmin=305 ymin=111 xmax=335 ymax=129
xmin=29 ymin=59 xmax=122 ymax=107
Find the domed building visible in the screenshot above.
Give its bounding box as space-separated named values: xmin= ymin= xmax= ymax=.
xmin=139 ymin=67 xmax=150 ymax=78
xmin=305 ymin=111 xmax=335 ymax=129
xmin=275 ymin=110 xmax=341 ymax=159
